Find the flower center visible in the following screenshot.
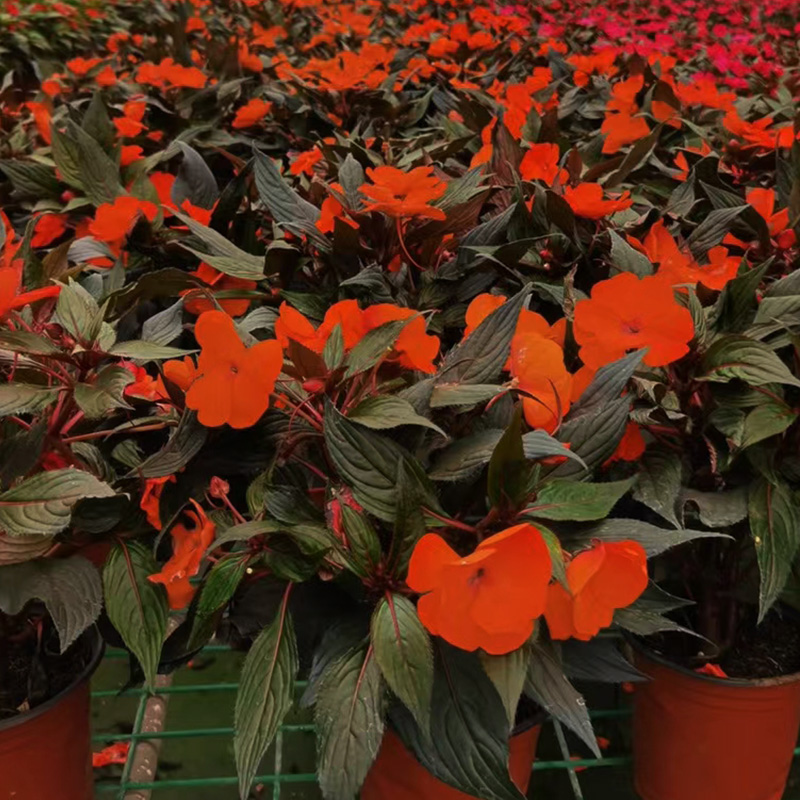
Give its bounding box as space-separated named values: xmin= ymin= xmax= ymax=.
xmin=621 ymin=318 xmax=643 ymax=336
xmin=469 ymin=566 xmax=486 ymax=586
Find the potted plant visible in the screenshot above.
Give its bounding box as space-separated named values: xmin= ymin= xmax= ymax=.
xmin=135 ymin=142 xmax=730 ymax=799
xmin=0 ymin=210 xmax=188 ymax=799
xmin=618 ymin=193 xmax=800 ymax=799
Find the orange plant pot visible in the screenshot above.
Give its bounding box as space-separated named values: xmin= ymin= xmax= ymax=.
xmin=633 ymin=646 xmax=800 ymax=800
xmin=0 ymin=630 xmax=103 ymax=800
xmin=361 ymin=719 xmax=542 ymax=800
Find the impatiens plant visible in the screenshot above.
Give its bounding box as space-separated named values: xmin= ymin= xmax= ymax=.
xmin=2 ymin=0 xmax=800 ymax=796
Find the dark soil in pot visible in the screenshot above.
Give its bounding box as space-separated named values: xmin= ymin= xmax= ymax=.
xmin=643 ymin=605 xmax=800 ymax=679
xmin=0 ymin=613 xmax=95 ymax=721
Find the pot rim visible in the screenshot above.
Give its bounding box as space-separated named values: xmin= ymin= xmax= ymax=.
xmin=629 ymin=634 xmax=800 ymax=689
xmin=0 ymin=626 xmax=104 ymax=733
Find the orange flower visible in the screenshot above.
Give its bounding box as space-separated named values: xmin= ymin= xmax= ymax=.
xmin=696 ymin=663 xmax=728 ymax=679
xmin=120 ymin=145 xmax=144 ymax=166
xmin=238 ymin=42 xmax=263 ymax=72
xmin=275 ymin=300 xmax=367 ymax=354
xmin=317 ymin=193 xmax=359 ymax=234
xmin=601 ymin=112 xmax=650 ymax=154
xmin=362 ymin=304 xmax=440 ymax=373
xmin=182 ymin=263 xmax=256 ymax=317
xmin=185 ymin=310 xmax=283 ymax=428
xmin=651 ymin=100 xmax=681 ymax=129
xmin=642 ymin=222 xmax=740 ymax=291
xmin=232 ymin=98 xmax=272 ymax=129
xmin=510 ymin=333 xmax=572 ymax=433
xmin=289 ymin=147 xmax=323 ymax=176
xmin=469 ymin=118 xmax=496 ymax=168
xmin=124 ymin=363 xmax=169 ymax=401
xmin=316 ymin=300 xmax=367 ymax=350
xmin=604 ymin=422 xmax=646 ymax=465
xmin=690 ymin=247 xmax=741 ymax=291
xmin=545 ymin=540 xmax=648 ymax=641
xmin=163 ymin=356 xmax=199 ymax=392
xmin=519 ymin=143 xmax=566 ymax=185
xmin=140 ymin=475 xmax=176 ymax=529
xmin=570 ymin=364 xmax=596 ymax=402
xmin=66 ymin=57 xmax=102 ymax=76
xmin=0 ymin=270 xmax=61 ymax=320
xmin=148 ymin=500 xmax=216 ymax=610
xmin=407 ymin=524 xmax=552 ymax=654
xmin=95 ymin=65 xmax=118 ymax=88
xmin=360 ymin=165 xmax=447 ymax=221
xmin=159 ymin=58 xmax=207 ymax=89
xmin=564 ymin=183 xmax=633 ymax=219
xmin=573 ymin=273 xmax=694 ymax=368
xmin=606 ymin=74 xmax=644 ymax=115
xmin=113 ymin=116 xmax=145 ymax=138
xmin=673 ymin=152 xmax=690 ymax=182
xmin=747 ymin=188 xmax=796 ymax=248
xmin=25 ymin=102 xmax=52 ymax=145
xmin=463 ymin=293 xmax=506 ymax=337
xmin=275 ymin=302 xmax=325 ymax=352
xmin=89 ymin=196 xmax=158 ymax=243
xmin=31 ymin=214 xmax=68 ymax=247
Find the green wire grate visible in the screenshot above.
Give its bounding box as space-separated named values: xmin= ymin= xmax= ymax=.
xmin=90 ymin=645 xmax=800 ymax=799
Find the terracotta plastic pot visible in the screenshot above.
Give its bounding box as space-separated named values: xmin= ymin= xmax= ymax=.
xmin=633 ymin=642 xmax=800 ymax=800
xmin=0 ymin=628 xmax=103 ymax=800
xmin=361 ymin=716 xmax=543 ymax=800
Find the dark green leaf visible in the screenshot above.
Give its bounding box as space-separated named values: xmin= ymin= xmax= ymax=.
xmin=0 ymin=468 xmax=115 ymax=537
xmin=749 ymin=479 xmax=800 ymax=623
xmin=0 ymin=330 xmax=60 ymax=355
xmin=344 ymin=319 xmax=412 ymax=378
xmin=740 ymin=401 xmax=797 ymax=449
xmin=0 ymin=384 xmax=59 ymax=418
xmin=392 ymin=643 xmax=524 ymax=800
xmin=687 ymin=206 xmax=747 ymax=258
xmin=487 ymin=408 xmax=530 ymax=509
xmin=338 ymin=155 xmax=365 ymax=210
xmin=340 ymin=504 xmax=382 ymax=576
xmin=479 ymin=647 xmax=530 ymax=725
xmin=172 ymin=142 xmax=219 ymax=210
xmin=429 ymin=429 xmax=502 ymax=481
xmin=141 ymin=299 xmax=184 ymax=346
xmin=437 ymin=285 xmax=531 ymax=385
xmin=527 ymin=478 xmax=633 ymax=521
xmin=632 ymin=448 xmax=682 ymax=528
xmin=315 ymin=642 xmax=386 ymax=800
xmin=701 ymin=336 xmax=800 ymax=387
xmin=522 ymin=430 xmax=586 ymax=468
xmin=235 ymin=595 xmax=298 ymax=799
xmin=681 ymin=487 xmax=748 ymax=528
xmin=108 ymin=341 xmax=195 ymax=361
xmin=608 ymin=230 xmax=653 ymax=277
xmin=253 ymin=149 xmax=321 ymax=225
xmin=188 ymin=556 xmax=247 ymax=650
xmin=562 ymin=518 xmax=728 ymax=556
xmin=429 ymin=383 xmax=505 ymax=408
xmin=0 ymin=555 xmax=101 ymax=652
xmin=562 ymin=639 xmax=645 ymax=684
xmin=103 ymin=540 xmax=168 ymax=688
xmin=74 ymin=365 xmax=133 ymax=419
xmin=569 ymin=350 xmax=644 ymax=418
xmin=349 ymin=396 xmax=445 ymax=436
xmin=371 ymin=594 xmax=433 ymax=732
xmin=135 ymin=412 xmax=207 ymax=478
xmin=323 ymin=324 xmax=345 ymax=371
xmin=323 ymin=401 xmax=436 ymax=522
xmin=525 ymin=640 xmax=599 ymax=757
